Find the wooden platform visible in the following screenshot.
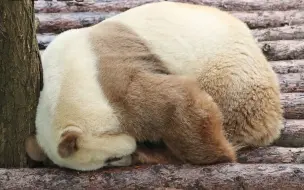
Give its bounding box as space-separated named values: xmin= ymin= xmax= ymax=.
xmin=2 ymin=1 xmax=303 ymax=189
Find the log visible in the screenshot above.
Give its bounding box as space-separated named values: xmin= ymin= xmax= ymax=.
xmin=271 ymin=60 xmax=304 ymax=74
xmin=34 ymin=0 xmax=162 ymax=13
xmin=274 ymin=120 xmax=304 ymax=147
xmin=278 ymin=73 xmax=304 ymax=93
xmin=238 ymin=147 xmax=304 ymax=164
xmin=1 ymin=164 xmax=304 ymax=189
xmin=281 ymin=93 xmax=304 ymax=119
xmin=35 ymin=10 xmax=304 ymax=33
xmin=36 ymin=12 xmax=117 ymax=34
xmin=252 ymin=25 xmax=304 ymax=42
xmin=259 ymin=40 xmax=304 ymax=61
xmin=184 ymin=0 xmax=304 ymax=11
xmin=34 ymin=0 xmax=304 ymax=13
xmin=231 ymin=10 xmax=304 ymax=29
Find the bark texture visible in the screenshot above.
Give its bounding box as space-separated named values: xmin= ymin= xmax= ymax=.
xmin=271 ymin=60 xmax=304 ymax=74
xmin=278 ymin=73 xmax=304 ymax=93
xmin=231 ymin=10 xmax=304 ymax=29
xmin=281 ymin=93 xmax=304 ymax=119
xmin=36 ymin=12 xmax=117 ymax=33
xmin=0 ymin=164 xmax=304 ymax=190
xmin=274 ymin=120 xmax=304 ymax=147
xmin=0 ymin=0 xmax=41 ymax=167
xmin=238 ymin=147 xmax=304 ymax=164
xmin=34 ymin=0 xmax=304 ymax=13
xmin=35 ymin=10 xmax=304 ymax=33
xmin=259 ymin=40 xmax=304 ymax=61
xmin=252 ymin=25 xmax=304 ymax=41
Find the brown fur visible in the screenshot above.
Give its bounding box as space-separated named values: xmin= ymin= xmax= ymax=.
xmin=25 ymin=135 xmax=47 ymax=162
xmin=58 ymin=131 xmax=80 ymax=158
xmin=131 ymin=143 xmax=182 ymax=165
xmin=89 ymin=21 xmax=236 ymax=165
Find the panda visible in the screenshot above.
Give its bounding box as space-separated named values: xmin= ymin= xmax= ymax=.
xmin=25 ymin=1 xmax=283 ymax=171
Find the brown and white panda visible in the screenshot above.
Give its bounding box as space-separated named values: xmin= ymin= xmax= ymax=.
xmin=25 ymin=1 xmax=283 ymax=171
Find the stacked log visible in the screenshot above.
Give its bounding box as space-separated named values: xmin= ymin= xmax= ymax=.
xmin=2 ymin=0 xmax=302 ymax=189
xmin=1 ymin=164 xmax=304 ymax=189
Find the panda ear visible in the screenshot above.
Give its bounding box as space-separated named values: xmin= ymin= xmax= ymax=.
xmin=58 ymin=129 xmax=81 ymax=158
xmin=25 ymin=135 xmax=47 ymax=162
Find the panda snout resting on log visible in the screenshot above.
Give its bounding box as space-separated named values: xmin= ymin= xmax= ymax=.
xmin=25 ymin=1 xmax=283 ymax=171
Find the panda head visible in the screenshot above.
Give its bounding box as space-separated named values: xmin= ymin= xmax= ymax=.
xmin=25 ymin=127 xmax=136 ymax=171
xmin=24 ymin=27 xmax=137 ymax=171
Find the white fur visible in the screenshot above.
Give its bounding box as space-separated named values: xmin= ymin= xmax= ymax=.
xmin=104 ymin=1 xmax=253 ymax=76
xmin=36 ymin=27 xmax=136 ymax=171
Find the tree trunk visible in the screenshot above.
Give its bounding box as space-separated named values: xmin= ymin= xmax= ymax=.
xmin=0 ymin=0 xmax=42 ymax=168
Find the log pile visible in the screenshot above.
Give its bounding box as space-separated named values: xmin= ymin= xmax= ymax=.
xmin=2 ymin=0 xmax=303 ymax=189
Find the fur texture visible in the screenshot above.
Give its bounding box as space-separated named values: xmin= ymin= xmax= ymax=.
xmin=26 ymin=1 xmax=283 ymax=170
xmin=103 ymin=1 xmax=283 ymax=149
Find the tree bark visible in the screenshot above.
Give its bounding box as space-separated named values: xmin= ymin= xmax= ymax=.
xmin=0 ymin=0 xmax=41 ymax=167
xmin=34 ymin=0 xmax=304 ymax=13
xmin=1 ymin=164 xmax=304 ymax=190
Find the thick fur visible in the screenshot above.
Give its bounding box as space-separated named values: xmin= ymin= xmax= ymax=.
xmin=26 ymin=1 xmax=283 ymax=170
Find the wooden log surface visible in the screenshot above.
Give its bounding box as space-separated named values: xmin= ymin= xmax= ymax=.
xmin=274 ymin=120 xmax=304 ymax=147
xmin=35 ymin=10 xmax=304 ymax=33
xmin=278 ymin=73 xmax=304 ymax=93
xmin=231 ymin=10 xmax=304 ymax=29
xmin=281 ymin=93 xmax=304 ymax=119
xmin=36 ymin=12 xmax=117 ymax=33
xmin=12 ymin=1 xmax=304 ymax=187
xmin=252 ymin=25 xmax=304 ymax=42
xmin=259 ymin=40 xmax=304 ymax=61
xmin=1 ymin=164 xmax=304 ymax=190
xmin=238 ymin=147 xmax=304 ymax=164
xmin=271 ymin=60 xmax=304 ymax=74
xmin=34 ymin=0 xmax=304 ymax=13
